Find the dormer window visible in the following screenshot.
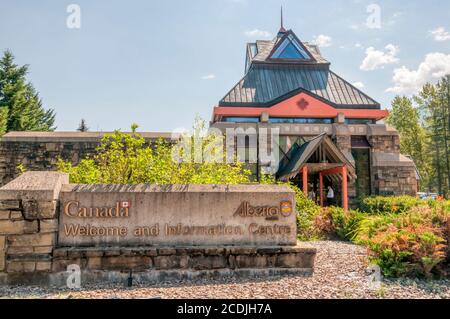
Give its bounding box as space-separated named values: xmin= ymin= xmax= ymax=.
xmin=270 ymin=34 xmax=312 ymax=60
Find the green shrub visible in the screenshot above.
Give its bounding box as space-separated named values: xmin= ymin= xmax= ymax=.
xmin=354 ymin=205 xmax=449 ymax=278
xmin=359 ymin=196 xmax=423 ymax=214
xmin=57 ymin=124 xmax=252 ymax=185
xmin=321 ymin=207 xmax=365 ymax=240
xmin=289 ymin=184 xmax=322 ymax=241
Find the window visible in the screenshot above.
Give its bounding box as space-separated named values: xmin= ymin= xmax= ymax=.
xmin=345 ymin=119 xmax=375 ymax=124
xmin=223 ymin=117 xmax=259 ymax=123
xmin=270 ymin=35 xmax=311 ymax=60
xmin=269 ymin=118 xmax=333 ymax=124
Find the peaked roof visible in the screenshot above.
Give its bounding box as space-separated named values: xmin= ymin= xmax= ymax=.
xmin=224 ymin=28 xmax=380 ymax=109
xmin=250 ymin=30 xmax=329 ymax=65
xmin=268 ymin=31 xmax=315 ymax=61
xmin=220 ymin=64 xmax=380 ymax=109
xmin=277 ymin=133 xmax=356 ymax=181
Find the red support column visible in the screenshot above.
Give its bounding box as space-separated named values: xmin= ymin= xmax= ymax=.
xmin=342 ymin=165 xmax=348 ymax=211
xmin=302 ymin=166 xmax=308 ymax=196
xmin=319 ymin=172 xmax=324 ymax=207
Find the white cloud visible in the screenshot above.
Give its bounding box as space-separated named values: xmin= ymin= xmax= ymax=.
xmin=201 ymin=74 xmax=216 ymax=80
xmin=360 ymin=44 xmax=399 ymax=71
xmin=244 ymin=29 xmax=271 ymax=38
xmin=352 ymin=82 xmax=365 ymax=89
xmin=430 ymin=27 xmax=450 ymax=42
xmin=312 ymin=35 xmax=332 ymax=48
xmin=386 ymin=53 xmax=450 ymax=93
xmin=354 ymin=43 xmax=363 ymax=49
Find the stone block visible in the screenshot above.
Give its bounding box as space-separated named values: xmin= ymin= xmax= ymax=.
xmin=235 ymin=255 xmax=272 ymax=268
xmin=143 ymin=248 xmax=158 ymax=257
xmin=7 ymin=233 xmax=55 ymax=247
xmin=257 ymin=247 xmax=282 ymax=254
xmin=35 ymin=261 xmax=52 ymax=272
xmin=0 ymin=200 xmax=21 ymax=210
xmin=157 ymin=248 xmax=177 ymax=256
xmin=6 ymin=261 xmax=36 ymax=273
xmin=9 ymin=211 xmax=23 ymax=220
xmin=276 ymin=253 xmax=315 ymax=268
xmin=53 ymin=249 xmax=68 ymax=258
xmin=204 ymin=247 xmax=226 ymax=256
xmin=104 ymin=250 xmax=121 ymax=257
xmin=0 ymin=210 xmax=10 ymax=220
xmin=52 ymin=259 xmax=83 ymax=272
xmin=102 ymin=256 xmax=152 ymax=271
xmin=83 ymin=249 xmax=105 ymax=257
xmin=67 ymin=250 xmax=83 ymax=258
xmin=87 ymin=257 xmax=102 ymax=269
xmin=0 ymin=220 xmax=38 ymax=235
xmin=154 ymin=255 xmax=189 ymax=270
xmin=0 ymin=236 xmax=5 ymax=249
xmin=22 ymin=200 xmax=57 ymax=220
xmin=189 ymin=255 xmax=228 ymax=270
xmin=120 ymin=248 xmax=147 ymax=256
xmin=7 ymin=246 xmax=34 ymax=255
xmin=39 ymin=219 xmax=58 ymax=232
xmin=33 ymin=246 xmax=53 ymax=254
xmin=0 ymin=171 xmax=69 ymax=201
xmin=227 ymin=247 xmax=257 ymax=255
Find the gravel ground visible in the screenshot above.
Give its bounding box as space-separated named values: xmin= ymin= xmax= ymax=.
xmin=1 ymin=241 xmax=449 ymax=299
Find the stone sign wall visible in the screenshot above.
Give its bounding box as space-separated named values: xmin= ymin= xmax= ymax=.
xmin=58 ymin=184 xmax=296 ymax=247
xmin=0 ymin=171 xmax=315 ymax=285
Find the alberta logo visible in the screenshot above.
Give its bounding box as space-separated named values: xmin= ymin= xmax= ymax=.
xmin=233 ymin=201 xmax=293 ymax=218
xmin=280 ymin=201 xmax=293 ymax=217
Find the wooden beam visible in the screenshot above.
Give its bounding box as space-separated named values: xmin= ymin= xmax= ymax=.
xmin=302 ymin=166 xmax=308 ymax=196
xmin=321 ymin=165 xmax=345 ymax=176
xmin=319 ymin=172 xmax=324 ymax=207
xmin=342 ymin=165 xmax=348 ymax=211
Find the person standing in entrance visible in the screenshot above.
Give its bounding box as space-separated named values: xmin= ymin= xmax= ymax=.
xmin=326 ymin=186 xmax=335 ymax=206
xmin=308 ymin=185 xmax=316 ymax=203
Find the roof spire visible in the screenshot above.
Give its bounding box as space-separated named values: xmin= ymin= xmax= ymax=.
xmin=278 ymin=6 xmax=287 ymax=35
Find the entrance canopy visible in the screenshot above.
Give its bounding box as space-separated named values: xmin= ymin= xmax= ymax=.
xmin=277 ymin=133 xmax=356 ymax=181
xmin=276 ymin=133 xmax=356 ymax=210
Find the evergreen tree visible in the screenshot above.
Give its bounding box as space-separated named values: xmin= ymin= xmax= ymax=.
xmin=415 ymin=82 xmax=449 ymax=196
xmin=77 ymin=119 xmax=89 ymax=132
xmin=386 ymin=96 xmax=429 ymax=190
xmin=0 ymin=50 xmax=55 ymax=135
xmin=436 ymin=75 xmax=450 ymax=193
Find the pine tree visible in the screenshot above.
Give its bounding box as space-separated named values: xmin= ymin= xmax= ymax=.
xmin=0 ymin=50 xmax=55 ymax=134
xmin=436 ymin=75 xmax=450 ymax=193
xmin=77 ymin=119 xmax=89 ymax=132
xmin=415 ymin=82 xmax=449 ymax=196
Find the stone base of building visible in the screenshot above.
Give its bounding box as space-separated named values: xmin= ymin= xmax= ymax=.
xmin=0 ymin=245 xmax=316 ymax=286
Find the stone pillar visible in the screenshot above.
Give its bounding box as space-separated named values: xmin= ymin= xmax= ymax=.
xmin=0 ymin=172 xmax=68 ymax=275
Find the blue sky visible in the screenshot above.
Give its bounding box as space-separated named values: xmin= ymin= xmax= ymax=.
xmin=1 ymin=0 xmax=449 ymax=132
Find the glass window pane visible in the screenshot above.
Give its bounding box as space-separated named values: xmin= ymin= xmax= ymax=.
xmin=223 ymin=117 xmax=259 ymax=123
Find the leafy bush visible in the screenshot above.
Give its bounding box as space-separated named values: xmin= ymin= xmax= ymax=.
xmin=359 ymin=196 xmax=423 ymax=214
xmin=312 ymin=207 xmax=365 ymax=240
xmin=354 ymin=204 xmax=449 ymax=278
xmin=57 ymin=124 xmax=252 ymax=185
xmin=289 ymin=184 xmax=322 ymax=241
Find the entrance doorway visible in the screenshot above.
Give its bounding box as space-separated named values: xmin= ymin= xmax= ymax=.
xmin=277 ymin=133 xmax=356 ymax=210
